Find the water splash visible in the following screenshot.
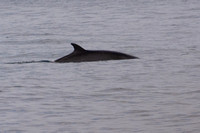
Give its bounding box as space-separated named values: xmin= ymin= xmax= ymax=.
xmin=5 ymin=60 xmax=53 ymax=64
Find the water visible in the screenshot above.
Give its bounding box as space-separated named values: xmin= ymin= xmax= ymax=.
xmin=0 ymin=0 xmax=200 ymax=132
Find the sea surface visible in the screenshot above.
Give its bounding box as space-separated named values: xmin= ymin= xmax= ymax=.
xmin=0 ymin=0 xmax=200 ymax=132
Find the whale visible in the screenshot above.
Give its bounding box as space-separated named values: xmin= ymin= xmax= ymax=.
xmin=55 ymin=43 xmax=138 ymax=63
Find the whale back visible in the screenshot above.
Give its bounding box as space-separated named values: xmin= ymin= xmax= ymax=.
xmin=55 ymin=43 xmax=138 ymax=63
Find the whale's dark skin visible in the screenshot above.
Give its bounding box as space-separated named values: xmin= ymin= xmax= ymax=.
xmin=55 ymin=43 xmax=138 ymax=63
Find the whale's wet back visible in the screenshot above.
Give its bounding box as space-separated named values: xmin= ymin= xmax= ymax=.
xmin=55 ymin=43 xmax=138 ymax=63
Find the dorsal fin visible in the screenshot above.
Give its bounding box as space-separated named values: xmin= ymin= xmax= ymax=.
xmin=71 ymin=43 xmax=86 ymax=53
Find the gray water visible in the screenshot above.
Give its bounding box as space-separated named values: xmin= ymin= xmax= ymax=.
xmin=0 ymin=0 xmax=200 ymax=132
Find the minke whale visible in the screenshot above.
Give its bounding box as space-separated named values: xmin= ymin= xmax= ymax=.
xmin=55 ymin=43 xmax=138 ymax=63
